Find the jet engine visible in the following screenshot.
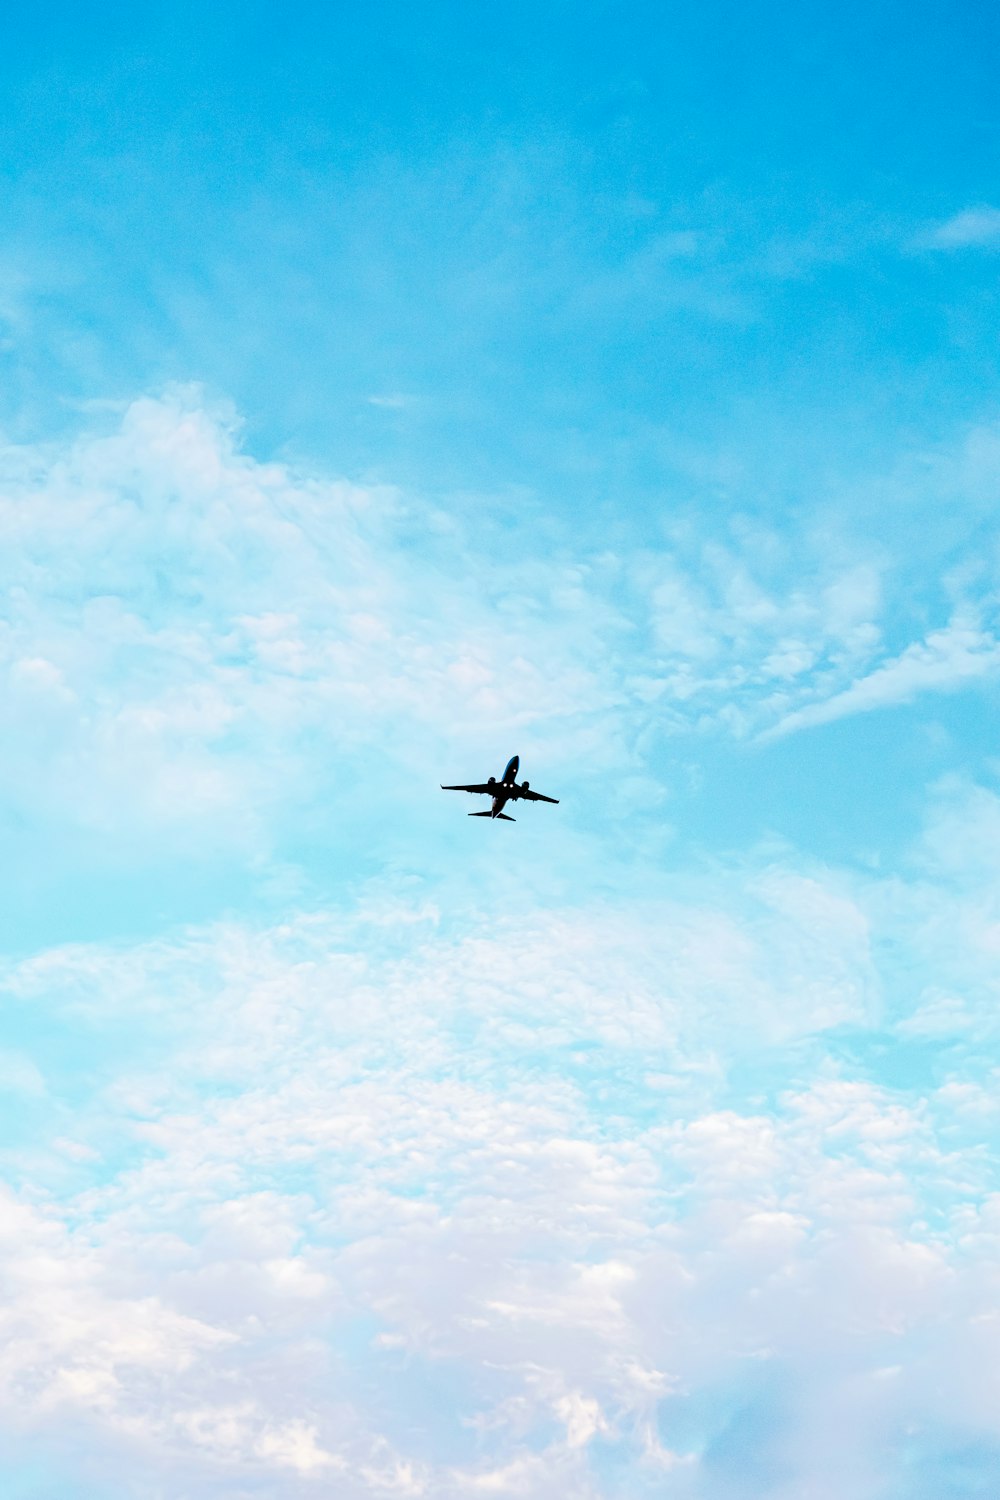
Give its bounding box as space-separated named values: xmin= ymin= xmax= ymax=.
xmin=522 ymin=780 xmax=529 ymax=791
xmin=488 ymin=776 xmax=496 ymax=786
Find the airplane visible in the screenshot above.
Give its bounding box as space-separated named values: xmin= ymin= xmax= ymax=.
xmin=441 ymin=755 xmax=559 ymax=821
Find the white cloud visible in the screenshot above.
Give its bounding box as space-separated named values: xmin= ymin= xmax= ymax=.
xmin=254 ymin=1417 xmax=344 ymax=1474
xmin=5 ymin=386 xmax=1000 ymax=881
xmin=0 ymin=839 xmax=993 ymax=1496
xmin=5 ymin=391 xmax=1000 ymax=1494
xmin=0 ymin=389 xmax=628 ymax=862
xmin=0 ymin=1048 xmax=47 ymax=1096
xmin=367 ymin=393 xmax=416 ymax=409
xmin=762 ymin=613 xmax=1000 ymax=739
xmin=916 ymin=205 xmax=1000 ymax=250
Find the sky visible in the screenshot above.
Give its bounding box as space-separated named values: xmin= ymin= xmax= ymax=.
xmin=1 ymin=1 xmax=1000 ymax=1495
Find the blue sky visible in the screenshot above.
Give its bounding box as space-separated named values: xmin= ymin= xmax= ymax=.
xmin=2 ymin=3 xmax=1000 ymax=1496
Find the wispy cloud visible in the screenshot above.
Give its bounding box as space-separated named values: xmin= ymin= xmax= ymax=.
xmin=366 ymin=393 xmax=417 ymax=409
xmin=6 ymin=389 xmax=1000 ymax=893
xmin=914 ymin=205 xmax=1000 ymax=250
xmin=762 ymin=613 xmax=1000 ymax=740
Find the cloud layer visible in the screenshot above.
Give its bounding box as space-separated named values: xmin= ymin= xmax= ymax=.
xmin=1 ymin=389 xmax=998 ymax=867
xmin=1 ymin=395 xmax=1000 ymax=1496
xmin=2 ymin=831 xmax=1000 ymax=1499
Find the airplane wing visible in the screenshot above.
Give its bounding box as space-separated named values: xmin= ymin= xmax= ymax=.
xmin=518 ymin=788 xmax=559 ymax=804
xmin=441 ymin=783 xmax=494 ymax=794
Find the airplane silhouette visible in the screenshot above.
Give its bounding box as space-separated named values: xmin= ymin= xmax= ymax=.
xmin=441 ymin=755 xmax=559 ymax=822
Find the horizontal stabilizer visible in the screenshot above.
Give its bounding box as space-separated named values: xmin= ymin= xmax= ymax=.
xmin=468 ymin=811 xmax=516 ymax=821
xmin=469 ymin=811 xmax=492 ymax=817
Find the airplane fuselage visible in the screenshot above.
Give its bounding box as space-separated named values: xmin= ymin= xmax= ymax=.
xmin=487 ymin=754 xmax=519 ymax=818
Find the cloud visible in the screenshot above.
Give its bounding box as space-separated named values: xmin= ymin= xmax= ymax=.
xmin=0 ymin=827 xmax=995 ymax=1496
xmin=367 ymin=393 xmax=417 ymax=409
xmin=7 ymin=385 xmax=1000 ymax=894
xmin=6 ymin=389 xmax=1000 ymax=1491
xmin=915 ymin=205 xmax=1000 ymax=250
xmin=0 ymin=389 xmax=631 ymax=879
xmin=762 ymin=613 xmax=1000 ymax=739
